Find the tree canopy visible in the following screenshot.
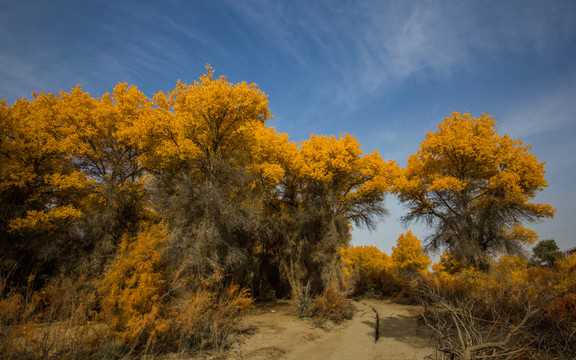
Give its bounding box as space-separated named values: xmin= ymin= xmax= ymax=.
xmin=531 ymin=239 xmax=562 ymax=267
xmin=394 ymin=112 xmax=555 ymax=269
xmin=1 ymin=73 xmax=555 ymax=295
xmin=0 ymin=67 xmax=400 ymax=298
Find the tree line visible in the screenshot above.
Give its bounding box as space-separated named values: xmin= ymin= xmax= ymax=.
xmin=0 ymin=65 xmax=563 ymax=358
xmin=0 ymin=65 xmax=555 ymax=296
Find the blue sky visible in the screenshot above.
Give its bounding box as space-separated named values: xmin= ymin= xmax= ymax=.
xmin=2 ymin=0 xmax=575 ymax=255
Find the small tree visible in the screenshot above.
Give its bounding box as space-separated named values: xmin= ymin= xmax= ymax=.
xmin=531 ymin=239 xmax=562 ymax=267
xmin=390 ymin=231 xmax=431 ymax=277
xmin=341 ymin=245 xmax=392 ymax=294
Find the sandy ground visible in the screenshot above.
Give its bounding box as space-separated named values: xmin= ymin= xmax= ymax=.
xmin=227 ymin=298 xmax=435 ymax=360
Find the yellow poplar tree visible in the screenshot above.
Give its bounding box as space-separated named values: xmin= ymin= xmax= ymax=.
xmin=391 ymin=231 xmax=431 ymax=276
xmin=395 ymin=112 xmax=555 ymax=269
xmin=342 ymin=245 xmax=392 ymax=294
xmin=297 ymin=133 xmax=399 ymax=229
xmin=277 ymin=133 xmax=399 ymax=294
xmin=0 ymin=92 xmax=89 ymax=279
xmin=56 ymin=84 xmax=152 ymax=254
xmin=125 ymin=66 xmax=277 ymax=290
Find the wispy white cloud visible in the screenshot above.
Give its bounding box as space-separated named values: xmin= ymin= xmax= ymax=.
xmin=224 ymin=0 xmax=576 ymax=108
xmin=225 ymin=1 xmax=312 ymax=67
xmin=0 ymin=54 xmax=44 ymax=99
xmin=499 ymin=80 xmax=576 ymax=139
xmin=0 ymin=0 xmax=227 ymax=101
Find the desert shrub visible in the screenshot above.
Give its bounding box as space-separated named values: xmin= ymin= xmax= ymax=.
xmin=309 ymin=287 xmax=353 ymax=326
xmin=546 ymin=294 xmax=576 ymax=324
xmin=33 ymin=275 xmax=97 ymax=323
xmin=0 ymin=271 xmax=109 ymax=360
xmin=96 ymin=223 xmax=170 ymax=352
xmin=296 ymin=281 xmax=315 ymax=318
xmin=415 ymin=279 xmax=541 ymax=360
xmin=554 ymin=253 xmax=576 ymax=294
xmin=173 ymin=273 xmax=252 ymax=352
xmin=0 ymin=291 xmax=24 ymax=326
xmin=341 ymin=245 xmax=406 ymax=296
xmin=417 ymin=258 xmax=576 ymax=359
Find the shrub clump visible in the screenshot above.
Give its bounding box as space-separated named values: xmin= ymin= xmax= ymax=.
xmin=174 ymin=273 xmax=253 ymax=352
xmin=298 ymin=287 xmax=353 ymax=326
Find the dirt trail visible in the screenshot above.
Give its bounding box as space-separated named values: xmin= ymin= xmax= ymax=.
xmin=363 ymin=298 xmax=435 ymax=360
xmin=284 ymin=301 xmax=378 ymax=360
xmin=228 ymin=298 xmax=434 ymax=360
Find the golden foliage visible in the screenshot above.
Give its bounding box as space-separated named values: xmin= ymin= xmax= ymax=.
xmin=298 ymin=133 xmax=398 ymax=196
xmin=174 ymin=273 xmax=252 ymax=351
xmin=97 ymin=223 xmax=169 ymax=344
xmin=493 ymin=254 xmax=528 ymax=285
xmin=341 ymin=245 xmax=393 ymax=293
xmin=390 ymin=231 xmax=431 ymax=275
xmin=342 ymin=245 xmax=390 ymax=277
xmin=1 ymin=92 xmax=90 ymax=233
xmin=554 ymin=254 xmax=576 ymax=293
xmin=132 ymin=64 xmax=272 ymax=173
xmin=395 ymin=112 xmax=555 ymax=266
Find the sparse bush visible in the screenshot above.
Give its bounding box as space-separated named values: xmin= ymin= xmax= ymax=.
xmin=173 ymin=273 xmax=253 ymax=352
xmin=309 ymin=288 xmax=353 ymax=326
xmin=296 ymin=281 xmax=315 ymax=318
xmin=418 ymin=258 xmax=576 ymax=359
xmin=96 ymin=223 xmax=170 ymax=352
xmin=0 ymin=271 xmax=109 ymax=360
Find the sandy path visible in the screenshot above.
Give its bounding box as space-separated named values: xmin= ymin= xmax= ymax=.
xmin=363 ymin=298 xmax=435 ymax=360
xmin=284 ymin=301 xmax=378 ymax=360
xmin=229 ymin=298 xmax=434 ymax=360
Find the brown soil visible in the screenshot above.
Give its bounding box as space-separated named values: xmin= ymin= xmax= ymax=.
xmin=227 ymin=298 xmax=435 ymax=360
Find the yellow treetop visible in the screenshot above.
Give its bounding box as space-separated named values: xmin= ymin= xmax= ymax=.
xmin=395 ymin=112 xmax=555 ymax=267
xmin=133 ymin=65 xmax=272 ymax=173
xmin=391 ymin=231 xmax=431 ymax=275
xmin=342 ymin=245 xmax=390 ymax=277
xmin=297 ymin=133 xmax=399 ymax=225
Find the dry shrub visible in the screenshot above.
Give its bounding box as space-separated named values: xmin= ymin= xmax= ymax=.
xmin=0 ymin=272 xmax=108 ymax=360
xmin=546 ymin=293 xmax=576 ymax=325
xmin=174 ymin=273 xmax=253 ymax=352
xmin=304 ymin=287 xmax=353 ymax=326
xmin=34 ymin=275 xmax=96 ymax=323
xmin=416 ymin=279 xmax=540 ymax=360
xmin=0 ymin=291 xmax=24 ymax=326
xmin=418 ymin=260 xmax=576 ymax=359
xmin=96 ymin=223 xmax=170 ymax=353
xmin=1 ymin=322 xmax=112 ymax=360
